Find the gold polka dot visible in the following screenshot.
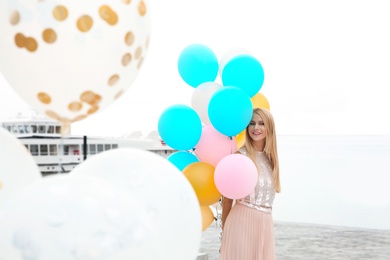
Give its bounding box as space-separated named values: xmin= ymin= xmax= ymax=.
xmin=68 ymin=101 xmax=83 ymax=112
xmin=122 ymin=0 xmax=131 ymax=4
xmin=87 ymin=105 xmax=99 ymax=115
xmin=15 ymin=33 xmax=26 ymax=48
xmin=115 ymin=89 xmax=124 ymax=99
xmin=42 ymin=28 xmax=57 ymax=43
xmin=145 ymin=36 xmax=150 ymax=49
xmin=80 ymin=91 xmax=101 ymax=105
xmin=138 ymin=0 xmax=147 ymax=16
xmin=37 ymin=92 xmax=51 ymax=104
xmin=135 ymin=46 xmax=142 ymax=59
xmin=122 ymin=53 xmax=132 ymax=66
xmin=25 ymin=37 xmax=38 ymax=52
xmin=10 ymin=11 xmax=20 ymax=25
xmin=53 ymin=6 xmax=68 ymax=21
xmin=99 ymin=5 xmax=118 ymax=25
xmin=72 ymin=114 xmax=87 ymax=122
xmin=0 ymin=181 xmax=3 ymax=189
xmin=125 ymin=31 xmax=135 ymax=46
xmin=60 ymin=121 xmax=71 ymax=135
xmin=108 ymin=74 xmax=119 ymax=86
xmin=137 ymin=57 xmax=144 ymax=69
xmin=77 ymin=15 xmax=93 ymax=32
xmin=45 ymin=110 xmax=60 ymax=120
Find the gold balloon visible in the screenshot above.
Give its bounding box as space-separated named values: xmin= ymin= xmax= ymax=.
xmin=236 ymin=130 xmax=246 ymax=149
xmin=251 ymin=92 xmax=270 ymax=110
xmin=183 ymin=162 xmax=221 ymax=206
xmin=200 ymin=206 xmax=214 ymax=231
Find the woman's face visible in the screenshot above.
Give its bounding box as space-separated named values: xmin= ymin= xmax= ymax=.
xmin=247 ymin=112 xmax=267 ymax=143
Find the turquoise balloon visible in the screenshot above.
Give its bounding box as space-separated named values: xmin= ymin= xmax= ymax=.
xmin=168 ymin=151 xmax=199 ymax=171
xmin=221 ymin=54 xmax=264 ymax=98
xmin=208 ymin=86 xmax=253 ymax=137
xmin=178 ymin=44 xmax=219 ymax=88
xmin=158 ymin=104 xmax=202 ymax=151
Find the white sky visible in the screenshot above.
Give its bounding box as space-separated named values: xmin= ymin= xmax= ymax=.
xmin=1 ymin=0 xmax=390 ymax=136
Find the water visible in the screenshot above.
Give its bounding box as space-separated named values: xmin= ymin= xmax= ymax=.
xmin=273 ymin=135 xmax=390 ymax=230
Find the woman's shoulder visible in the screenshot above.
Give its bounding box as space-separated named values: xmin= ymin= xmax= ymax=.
xmin=237 ymin=147 xmax=247 ymax=155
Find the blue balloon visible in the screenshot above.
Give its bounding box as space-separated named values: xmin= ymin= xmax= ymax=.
xmin=178 ymin=44 xmax=219 ymax=88
xmin=208 ymin=86 xmax=253 ymax=137
xmin=167 ymin=151 xmax=199 ymax=171
xmin=221 ymin=54 xmax=264 ymax=97
xmin=158 ymin=104 xmax=202 ymax=151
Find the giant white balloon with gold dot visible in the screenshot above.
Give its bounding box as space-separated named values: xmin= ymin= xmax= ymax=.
xmin=0 ymin=0 xmax=150 ymax=128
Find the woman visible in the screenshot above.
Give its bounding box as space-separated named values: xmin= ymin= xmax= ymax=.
xmin=220 ymin=108 xmax=281 ymax=260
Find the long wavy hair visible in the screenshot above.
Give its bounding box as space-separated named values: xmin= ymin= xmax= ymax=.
xmin=243 ymin=108 xmax=281 ymax=193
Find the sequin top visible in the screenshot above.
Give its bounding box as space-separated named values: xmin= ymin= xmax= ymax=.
xmin=236 ymin=148 xmax=275 ymax=214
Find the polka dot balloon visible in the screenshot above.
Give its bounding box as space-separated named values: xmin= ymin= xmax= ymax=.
xmin=0 ymin=0 xmax=151 ymax=132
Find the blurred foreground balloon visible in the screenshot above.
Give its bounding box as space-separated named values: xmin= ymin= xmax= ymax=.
xmin=0 ymin=174 xmax=154 ymax=259
xmin=0 ymin=128 xmax=41 ymax=202
xmin=214 ymin=154 xmax=258 ymax=199
xmin=72 ymin=148 xmax=202 ymax=260
xmin=177 ymin=44 xmax=219 ymax=87
xmin=0 ymin=0 xmax=151 ymax=130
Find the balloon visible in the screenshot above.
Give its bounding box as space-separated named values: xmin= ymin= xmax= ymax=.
xmin=251 ymin=92 xmax=270 ymax=110
xmin=183 ymin=162 xmax=221 ymax=206
xmin=177 ymin=44 xmax=219 ymax=87
xmin=158 ymin=104 xmax=202 ymax=151
xmin=0 ymin=128 xmax=41 ymax=202
xmin=0 ymin=0 xmax=151 ymax=128
xmin=208 ymin=86 xmax=253 ymax=137
xmin=200 ymin=206 xmax=215 ymax=231
xmin=72 ymin=148 xmax=202 ymax=260
xmin=195 ymin=124 xmax=237 ymax=167
xmin=221 ymin=54 xmax=264 ymax=98
xmin=219 ymin=48 xmax=251 ymax=77
xmin=191 ymin=81 xmax=222 ymax=125
xmin=0 ymin=174 xmax=155 ymax=259
xmin=236 ymin=130 xmax=246 ymax=150
xmin=167 ymin=151 xmax=199 ymax=171
xmin=214 ymin=154 xmax=258 ymax=199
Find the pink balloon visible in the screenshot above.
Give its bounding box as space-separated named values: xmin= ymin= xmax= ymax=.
xmin=214 ymin=154 xmax=258 ymax=199
xmin=195 ymin=125 xmax=237 ymax=166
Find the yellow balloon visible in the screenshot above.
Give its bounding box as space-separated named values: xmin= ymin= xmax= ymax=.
xmin=200 ymin=206 xmax=215 ymax=231
xmin=183 ymin=162 xmax=221 ymax=206
xmin=236 ymin=130 xmax=246 ymax=149
xmin=251 ymin=92 xmax=270 ymax=110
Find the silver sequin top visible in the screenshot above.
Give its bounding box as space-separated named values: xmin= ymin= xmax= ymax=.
xmin=236 ymin=148 xmax=275 ymax=214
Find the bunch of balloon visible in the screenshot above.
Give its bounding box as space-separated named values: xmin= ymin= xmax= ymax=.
xmin=0 ymin=0 xmax=151 ymax=134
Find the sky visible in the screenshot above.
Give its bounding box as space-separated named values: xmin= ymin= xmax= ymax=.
xmin=1 ymin=0 xmax=390 ymax=137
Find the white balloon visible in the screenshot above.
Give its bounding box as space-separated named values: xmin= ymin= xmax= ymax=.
xmin=0 ymin=174 xmax=154 ymax=259
xmin=0 ymin=0 xmax=151 ymax=125
xmin=71 ymin=148 xmax=202 ymax=260
xmin=0 ymin=128 xmax=41 ymax=202
xmin=219 ymin=48 xmax=252 ymax=77
xmin=191 ymin=81 xmax=222 ymax=125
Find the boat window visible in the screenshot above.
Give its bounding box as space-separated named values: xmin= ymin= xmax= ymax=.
xmin=24 ymin=144 xmax=29 ymax=150
xmin=38 ymin=125 xmax=46 ymax=133
xmin=11 ymin=125 xmax=18 ymax=133
xmin=30 ymin=145 xmax=38 ymax=155
xmin=31 ymin=125 xmax=37 ymax=133
xmin=18 ymin=125 xmax=25 ymax=133
xmin=50 ymin=144 xmax=57 ymax=155
xmin=112 ymin=144 xmax=118 ymax=149
xmin=89 ymin=144 xmax=96 ymax=154
xmin=40 ymin=145 xmax=48 ymax=155
xmin=25 ymin=125 xmax=32 ymax=133
xmin=97 ymin=144 xmax=104 ymax=153
xmin=105 ymin=144 xmax=111 ymax=151
xmin=47 ymin=126 xmax=55 ymax=133
xmin=6 ymin=126 xmax=11 ymax=132
xmin=55 ymin=126 xmax=61 ymax=134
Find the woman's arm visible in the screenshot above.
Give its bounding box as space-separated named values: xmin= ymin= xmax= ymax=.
xmin=221 ymin=196 xmax=233 ymax=230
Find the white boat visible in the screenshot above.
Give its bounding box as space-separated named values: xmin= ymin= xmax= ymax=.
xmin=1 ymin=111 xmax=177 ymax=176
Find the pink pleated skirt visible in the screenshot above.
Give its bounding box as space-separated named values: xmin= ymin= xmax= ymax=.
xmin=219 ymin=203 xmax=276 ymax=260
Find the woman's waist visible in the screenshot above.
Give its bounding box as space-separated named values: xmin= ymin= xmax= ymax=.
xmin=236 ymin=200 xmax=273 ymax=214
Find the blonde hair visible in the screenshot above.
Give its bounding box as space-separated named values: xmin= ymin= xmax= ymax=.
xmin=243 ymin=108 xmax=281 ymax=193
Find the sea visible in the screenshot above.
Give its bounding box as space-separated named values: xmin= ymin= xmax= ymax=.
xmin=273 ymin=135 xmax=390 ymax=230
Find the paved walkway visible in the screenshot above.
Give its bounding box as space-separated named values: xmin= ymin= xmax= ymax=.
xmin=199 ymin=221 xmax=390 ymax=260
